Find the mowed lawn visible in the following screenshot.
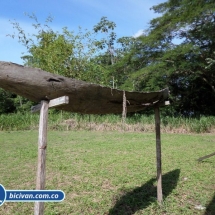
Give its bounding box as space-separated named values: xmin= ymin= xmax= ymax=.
xmin=0 ymin=130 xmax=214 ymax=215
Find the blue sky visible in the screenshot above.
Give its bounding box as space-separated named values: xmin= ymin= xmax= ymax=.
xmin=0 ymin=0 xmax=165 ymax=65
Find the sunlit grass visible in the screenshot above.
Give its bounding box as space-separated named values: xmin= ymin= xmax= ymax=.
xmin=0 ymin=131 xmax=214 ymax=214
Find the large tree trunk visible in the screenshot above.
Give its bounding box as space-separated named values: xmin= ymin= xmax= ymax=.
xmin=0 ymin=61 xmax=169 ymax=114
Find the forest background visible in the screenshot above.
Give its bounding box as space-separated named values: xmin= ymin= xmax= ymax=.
xmin=1 ymin=0 xmax=215 ymax=126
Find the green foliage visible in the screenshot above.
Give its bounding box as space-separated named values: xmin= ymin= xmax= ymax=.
xmin=93 ymin=16 xmax=116 ymax=64
xmin=0 ymin=88 xmax=35 ymax=114
xmin=206 ymin=51 xmax=215 ymax=69
xmin=26 ymin=29 xmax=74 ymax=76
xmin=4 ymin=15 xmax=120 ymax=113
xmin=11 ymin=14 xmax=140 ymax=90
xmin=10 ymin=14 xmax=110 ymax=85
xmin=3 ymin=1 xmax=215 ymax=116
xmin=0 ymin=89 xmax=16 ymax=114
xmin=124 ymin=0 xmax=215 ymax=115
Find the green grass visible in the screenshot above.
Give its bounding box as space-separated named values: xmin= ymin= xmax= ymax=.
xmin=0 ymin=131 xmax=214 ymax=214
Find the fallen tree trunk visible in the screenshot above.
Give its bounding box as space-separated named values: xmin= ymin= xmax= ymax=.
xmin=0 ymin=61 xmax=169 ymax=114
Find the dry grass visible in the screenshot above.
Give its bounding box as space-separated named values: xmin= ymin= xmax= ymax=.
xmin=62 ymin=119 xmax=215 ymax=134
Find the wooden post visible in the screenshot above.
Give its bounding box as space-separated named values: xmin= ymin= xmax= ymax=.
xmin=122 ymin=91 xmax=127 ymax=128
xmin=154 ymin=106 xmax=163 ymax=203
xmin=34 ymin=100 xmax=49 ymax=215
xmin=32 ymin=96 xmax=69 ymax=215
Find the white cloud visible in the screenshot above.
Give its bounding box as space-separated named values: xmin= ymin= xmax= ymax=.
xmin=133 ymin=29 xmax=145 ymax=38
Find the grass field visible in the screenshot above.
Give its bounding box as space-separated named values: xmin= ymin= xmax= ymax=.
xmin=0 ymin=130 xmax=214 ymax=214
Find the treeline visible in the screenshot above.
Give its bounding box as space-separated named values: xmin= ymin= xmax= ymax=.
xmin=1 ymin=0 xmax=215 ymax=116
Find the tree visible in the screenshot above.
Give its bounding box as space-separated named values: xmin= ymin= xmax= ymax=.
xmin=3 ymin=14 xmax=136 ymax=114
xmin=206 ymin=51 xmax=215 ymax=69
xmin=93 ymin=16 xmax=116 ymax=65
xmin=93 ymin=17 xmax=148 ymax=90
xmin=6 ymin=3 xmax=215 ymax=116
xmin=2 ymin=14 xmax=112 ymax=113
xmin=9 ymin=14 xmax=110 ymax=85
xmin=124 ymin=0 xmax=215 ymax=116
xmin=0 ymin=89 xmax=16 ymax=114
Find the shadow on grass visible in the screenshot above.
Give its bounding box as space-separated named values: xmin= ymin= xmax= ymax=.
xmin=205 ymin=193 xmax=215 ymax=215
xmin=108 ymin=169 xmax=180 ymax=215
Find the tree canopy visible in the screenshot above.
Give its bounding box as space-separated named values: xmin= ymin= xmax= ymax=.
xmin=1 ymin=0 xmax=215 ymax=116
xmin=124 ymin=0 xmax=215 ymax=116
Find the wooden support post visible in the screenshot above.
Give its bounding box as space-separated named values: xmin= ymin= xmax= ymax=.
xmin=33 ymin=96 xmax=69 ymax=215
xmin=34 ymin=100 xmax=49 ymax=215
xmin=122 ymin=91 xmax=127 ymax=128
xmin=31 ymin=96 xmax=69 ymax=113
xmin=154 ymin=106 xmax=163 ymax=203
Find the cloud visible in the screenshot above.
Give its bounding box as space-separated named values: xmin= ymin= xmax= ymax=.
xmin=133 ymin=29 xmax=145 ymax=38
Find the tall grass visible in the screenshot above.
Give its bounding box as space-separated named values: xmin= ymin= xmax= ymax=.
xmin=0 ymin=111 xmax=215 ymax=133
xmin=0 ymin=111 xmax=71 ymax=131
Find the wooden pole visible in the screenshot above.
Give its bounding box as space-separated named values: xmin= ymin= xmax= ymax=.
xmin=154 ymin=106 xmax=163 ymax=203
xmin=122 ymin=91 xmax=127 ymax=128
xmin=32 ymin=96 xmax=69 ymax=215
xmin=34 ymin=100 xmax=49 ymax=215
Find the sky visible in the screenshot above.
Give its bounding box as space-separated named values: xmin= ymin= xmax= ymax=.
xmin=0 ymin=0 xmax=165 ymax=65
